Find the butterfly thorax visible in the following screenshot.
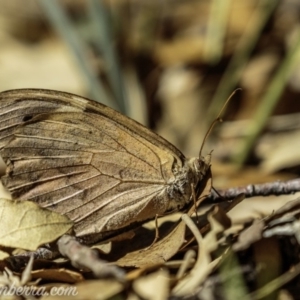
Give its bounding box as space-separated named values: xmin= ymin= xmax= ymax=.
xmin=166 ymin=155 xmax=211 ymax=212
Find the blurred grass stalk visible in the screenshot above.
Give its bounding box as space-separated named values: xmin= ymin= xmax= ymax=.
xmin=249 ymin=262 xmax=300 ymax=299
xmin=203 ymin=0 xmax=231 ymax=64
xmin=87 ymin=1 xmax=147 ymax=124
xmin=87 ymin=0 xmax=127 ymax=114
xmin=206 ymin=0 xmax=279 ymax=123
xmin=234 ymin=27 xmax=300 ymax=167
xmin=39 ymin=0 xmax=122 ymax=112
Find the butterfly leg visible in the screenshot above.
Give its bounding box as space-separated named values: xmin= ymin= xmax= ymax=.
xmin=153 ymin=214 xmax=160 ymax=244
xmin=142 ymin=214 xmax=161 ymax=251
xmin=191 ymin=183 xmax=199 ymax=223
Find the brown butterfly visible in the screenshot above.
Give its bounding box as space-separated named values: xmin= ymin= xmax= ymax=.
xmin=0 ymin=89 xmax=211 ymax=244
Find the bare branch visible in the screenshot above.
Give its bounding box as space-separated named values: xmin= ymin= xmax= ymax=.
xmin=209 ymin=178 xmax=300 ymax=202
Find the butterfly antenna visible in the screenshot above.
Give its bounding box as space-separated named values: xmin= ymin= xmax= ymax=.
xmin=199 ymin=88 xmax=241 ymax=158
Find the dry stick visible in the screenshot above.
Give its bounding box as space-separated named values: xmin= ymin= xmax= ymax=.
xmin=57 ymin=235 xmax=125 ymax=281
xmin=208 ymin=178 xmax=300 ymax=202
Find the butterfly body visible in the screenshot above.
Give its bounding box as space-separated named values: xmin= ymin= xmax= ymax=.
xmin=0 ymin=89 xmax=210 ymax=244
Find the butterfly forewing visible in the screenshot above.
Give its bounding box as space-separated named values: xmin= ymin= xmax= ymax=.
xmin=0 ymin=89 xmax=192 ymax=240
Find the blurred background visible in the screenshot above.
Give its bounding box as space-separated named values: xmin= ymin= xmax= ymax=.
xmin=1 ymin=0 xmax=300 ymax=203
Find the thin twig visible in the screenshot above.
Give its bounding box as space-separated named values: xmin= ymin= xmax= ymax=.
xmin=208 ymin=178 xmax=300 ymax=202
xmin=57 ymin=235 xmax=125 ymax=281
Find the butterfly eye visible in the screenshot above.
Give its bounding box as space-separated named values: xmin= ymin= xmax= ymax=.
xmin=193 ymin=156 xmax=210 ymax=176
xmin=193 ymin=159 xmax=203 ymax=173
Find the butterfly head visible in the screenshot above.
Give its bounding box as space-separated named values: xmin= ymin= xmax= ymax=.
xmin=187 ymin=153 xmax=211 ymax=182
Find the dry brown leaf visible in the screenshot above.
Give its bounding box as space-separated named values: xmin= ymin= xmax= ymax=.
xmin=233 ymin=219 xmax=265 ymax=251
xmin=0 ymin=198 xmax=73 ymax=250
xmin=116 ymin=218 xmax=186 ymax=268
xmin=233 ymin=197 xmax=300 ymax=252
xmin=262 ymin=197 xmax=300 ymax=242
xmin=31 ymin=268 xmax=83 ymax=284
xmin=266 ymin=197 xmax=300 ymax=222
xmin=227 ymin=194 xmax=298 ymax=227
xmin=209 ymin=205 xmax=232 ymax=229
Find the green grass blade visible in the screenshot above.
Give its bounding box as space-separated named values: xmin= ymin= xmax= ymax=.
xmin=234 ymin=29 xmax=300 ymax=166
xmin=87 ymin=0 xmax=127 ymax=114
xmin=206 ymin=0 xmax=279 ymax=125
xmin=39 ymin=0 xmax=119 ymax=110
